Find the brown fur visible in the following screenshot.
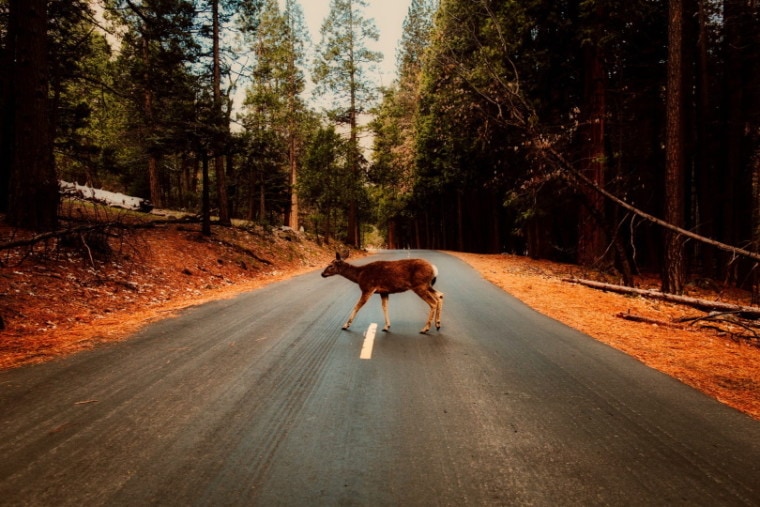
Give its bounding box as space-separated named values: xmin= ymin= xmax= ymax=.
xmin=321 ymin=252 xmax=444 ymax=333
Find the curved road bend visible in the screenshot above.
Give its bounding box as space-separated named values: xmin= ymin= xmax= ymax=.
xmin=1 ymin=250 xmax=759 ymax=506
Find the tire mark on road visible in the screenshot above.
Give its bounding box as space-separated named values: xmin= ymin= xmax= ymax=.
xmin=197 ymin=314 xmax=345 ymax=504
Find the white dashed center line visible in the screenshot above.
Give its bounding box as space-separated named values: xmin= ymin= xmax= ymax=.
xmin=360 ymin=323 xmax=378 ymax=360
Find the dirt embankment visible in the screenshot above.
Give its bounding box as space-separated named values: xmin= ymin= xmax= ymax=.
xmin=1 ymin=211 xmax=335 ymax=370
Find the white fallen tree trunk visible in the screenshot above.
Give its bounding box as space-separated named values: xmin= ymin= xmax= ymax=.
xmin=60 ymin=181 xmax=153 ymax=212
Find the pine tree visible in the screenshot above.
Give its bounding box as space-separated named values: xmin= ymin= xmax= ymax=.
xmin=313 ymin=0 xmax=382 ymax=247
xmin=2 ymin=0 xmax=102 ymax=224
xmin=211 ymin=0 xmax=230 ymax=225
xmin=281 ymin=0 xmax=308 ymax=230
xmin=242 ymin=0 xmax=308 ymax=227
xmin=370 ymin=0 xmax=434 ymax=248
xmin=50 ymin=2 xmax=122 ymax=188
xmin=300 ymin=126 xmax=352 ymax=242
xmin=106 ymin=0 xmax=198 ymax=208
xmin=397 ymin=0 xmax=434 ymax=83
xmin=576 ymin=1 xmax=608 ymax=267
xmin=196 ymin=0 xmax=262 ymax=225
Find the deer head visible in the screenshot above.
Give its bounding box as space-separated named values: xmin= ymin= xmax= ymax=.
xmin=321 ymin=249 xmax=351 ymax=278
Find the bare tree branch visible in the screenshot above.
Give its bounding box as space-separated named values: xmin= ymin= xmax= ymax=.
xmin=543 ymin=145 xmax=760 ymax=264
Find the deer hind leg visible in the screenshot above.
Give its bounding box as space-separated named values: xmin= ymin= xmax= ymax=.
xmin=380 ymin=293 xmax=391 ymax=332
xmin=414 ymin=287 xmax=440 ymax=334
xmin=431 ymin=288 xmax=444 ymax=330
xmin=344 ymin=291 xmax=373 ymax=330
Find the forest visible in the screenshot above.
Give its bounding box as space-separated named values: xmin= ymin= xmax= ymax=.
xmin=0 ymin=0 xmax=758 ymax=299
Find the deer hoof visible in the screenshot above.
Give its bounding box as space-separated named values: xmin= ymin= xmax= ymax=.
xmin=382 ymin=327 xmax=390 ymax=332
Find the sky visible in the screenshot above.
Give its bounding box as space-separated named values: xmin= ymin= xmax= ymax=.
xmin=294 ymin=0 xmax=413 ymax=87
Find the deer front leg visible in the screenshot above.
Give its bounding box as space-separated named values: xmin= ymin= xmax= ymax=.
xmin=434 ymin=290 xmax=444 ymax=330
xmin=380 ymin=293 xmax=391 ymax=332
xmin=343 ymin=291 xmax=373 ymax=330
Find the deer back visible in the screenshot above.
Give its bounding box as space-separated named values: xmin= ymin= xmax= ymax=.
xmin=356 ymin=259 xmax=435 ymax=293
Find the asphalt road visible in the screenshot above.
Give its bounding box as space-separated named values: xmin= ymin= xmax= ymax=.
xmin=1 ymin=250 xmax=759 ymax=506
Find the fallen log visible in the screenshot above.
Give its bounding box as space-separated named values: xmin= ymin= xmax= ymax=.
xmin=563 ymin=278 xmax=760 ymax=319
xmin=615 ymin=312 xmax=684 ymax=328
xmin=0 ymin=224 xmax=111 ymax=251
xmin=0 ymin=218 xmax=202 ymax=252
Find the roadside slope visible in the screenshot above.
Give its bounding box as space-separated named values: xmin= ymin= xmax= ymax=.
xmin=1 ymin=215 xmax=335 ymax=369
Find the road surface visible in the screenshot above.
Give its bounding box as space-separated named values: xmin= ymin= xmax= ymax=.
xmin=1 ymin=251 xmax=759 ymax=506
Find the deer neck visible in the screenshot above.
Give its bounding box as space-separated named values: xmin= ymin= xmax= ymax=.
xmin=338 ymin=263 xmax=362 ymax=284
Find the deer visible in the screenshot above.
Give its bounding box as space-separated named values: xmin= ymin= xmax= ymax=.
xmin=321 ymin=251 xmax=444 ymax=334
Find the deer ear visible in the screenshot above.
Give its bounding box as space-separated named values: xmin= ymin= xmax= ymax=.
xmin=341 ymin=249 xmax=351 ymax=260
xmin=335 ymin=251 xmax=342 ymax=260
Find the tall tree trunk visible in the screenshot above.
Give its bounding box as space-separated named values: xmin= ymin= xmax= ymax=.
xmin=246 ymin=164 xmax=255 ymax=222
xmin=456 ymin=190 xmax=464 ymax=251
xmin=683 ymin=0 xmax=698 ymax=267
xmin=386 ymin=217 xmax=397 ymax=249
xmin=694 ymin=0 xmax=716 ymax=277
xmin=147 ymin=154 xmax=161 ymax=208
xmin=226 ymin=151 xmax=235 ymax=219
xmin=0 ymin=0 xmax=17 ymax=213
xmin=663 ymin=0 xmax=686 ymax=294
xmin=180 ymin=155 xmax=193 ymax=207
xmin=752 ymin=146 xmax=760 ymax=305
xmin=258 ymin=172 xmax=266 ymax=223
xmin=191 ymin=156 xmax=199 ymax=193
xmin=286 ymin=56 xmax=300 ymax=230
xmin=489 ymin=191 xmax=501 ymax=253
xmin=347 ymin=109 xmax=359 ymax=246
xmin=141 ymin=35 xmax=162 ymax=208
xmin=284 ymin=0 xmax=302 ymax=232
xmin=288 ymin=133 xmax=299 ymax=230
xmin=325 ymin=208 xmax=332 ymax=244
xmin=747 ymin=0 xmax=760 ymax=304
xmin=414 ymin=217 xmax=421 ymax=249
xmin=577 ymin=9 xmax=607 ymax=267
xmin=212 ymin=0 xmax=230 ymax=226
xmin=345 ymin=2 xmax=360 ymax=247
xmin=202 ymin=153 xmax=211 ymax=236
xmin=7 ymin=0 xmax=58 ymax=231
xmin=720 ymin=0 xmax=751 ymax=287
xmin=214 ymin=156 xmax=227 ymax=220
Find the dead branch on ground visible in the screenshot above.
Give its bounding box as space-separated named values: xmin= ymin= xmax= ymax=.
xmin=563 ymin=277 xmax=760 ymax=319
xmin=211 ymin=238 xmax=272 ymax=266
xmin=615 ymin=312 xmax=684 ymax=328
